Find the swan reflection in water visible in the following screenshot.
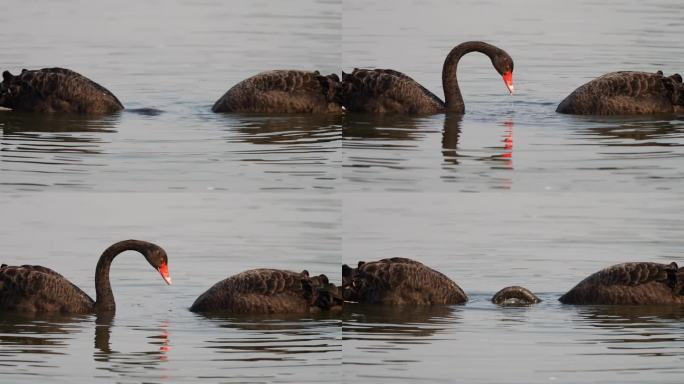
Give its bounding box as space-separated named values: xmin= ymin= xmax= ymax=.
xmin=494 ymin=120 xmax=514 ymax=189
xmin=441 ymin=114 xmax=462 ymax=164
xmin=570 ymin=305 xmax=684 ymax=357
xmin=0 ymin=112 xmax=119 ymax=185
xmin=343 ymin=114 xmax=432 ymax=141
xmin=343 ymin=113 xmax=516 ymax=190
xmin=343 ymin=114 xmax=514 ymax=168
xmin=0 ymin=110 xmax=119 ymax=133
xmin=0 ymin=111 xmax=119 ymax=158
xmin=194 ymin=312 xmax=340 ymax=360
xmin=501 ymin=120 xmax=514 ymax=167
xmin=574 ymin=116 xmax=684 ymax=147
xmin=343 ymin=303 xmax=461 ymax=340
xmin=0 ymin=312 xmax=87 ymax=354
xmin=218 ymin=113 xmax=342 ymax=146
xmin=574 ymin=305 xmax=684 ymax=328
xmin=0 ymin=310 xmax=171 ymax=381
xmin=92 ymin=313 xmax=173 ymax=382
xmin=94 ymin=313 xmax=171 ymax=366
xmin=442 ymin=116 xmax=515 ymax=188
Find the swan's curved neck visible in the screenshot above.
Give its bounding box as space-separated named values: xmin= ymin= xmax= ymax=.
xmin=442 ymin=41 xmax=502 ymax=113
xmin=94 ymin=240 xmax=150 ymax=312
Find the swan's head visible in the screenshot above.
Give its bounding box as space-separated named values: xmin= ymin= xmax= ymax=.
xmin=144 ymin=245 xmax=172 ymax=285
xmin=491 ymin=53 xmax=515 ymax=94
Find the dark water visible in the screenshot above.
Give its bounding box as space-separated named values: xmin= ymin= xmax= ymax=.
xmin=2 ymin=0 xmax=684 ymax=383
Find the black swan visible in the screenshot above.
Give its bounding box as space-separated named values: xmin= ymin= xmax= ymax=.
xmin=557 ymin=71 xmax=684 ymax=115
xmin=0 ymin=240 xmax=171 ymax=313
xmin=0 ymin=68 xmax=124 ymax=114
xmin=341 ymin=41 xmax=514 ymax=114
xmin=559 ymin=262 xmax=684 ymax=305
xmin=491 ymin=286 xmax=540 ymax=305
xmin=211 ymin=70 xmax=342 ymax=113
xmin=189 ymin=269 xmax=342 ymax=314
xmin=341 ymin=258 xmax=468 ymax=305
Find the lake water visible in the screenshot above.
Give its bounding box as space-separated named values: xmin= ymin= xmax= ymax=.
xmin=1 ymin=0 xmax=684 ymax=383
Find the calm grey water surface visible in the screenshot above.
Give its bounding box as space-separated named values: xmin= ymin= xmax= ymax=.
xmin=1 ymin=0 xmax=684 ymax=383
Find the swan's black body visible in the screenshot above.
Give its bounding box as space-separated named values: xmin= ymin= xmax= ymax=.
xmin=557 ymin=71 xmax=684 ymax=115
xmin=190 ymin=269 xmax=341 ymax=314
xmin=342 ymin=258 xmax=467 ymax=305
xmin=212 ymin=70 xmax=342 ymax=113
xmin=0 ymin=68 xmax=123 ymax=114
xmin=559 ymin=262 xmax=684 ymax=305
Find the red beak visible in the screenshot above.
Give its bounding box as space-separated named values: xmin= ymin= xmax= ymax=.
xmin=158 ymin=262 xmax=172 ymax=285
xmin=502 ymin=71 xmax=514 ymax=94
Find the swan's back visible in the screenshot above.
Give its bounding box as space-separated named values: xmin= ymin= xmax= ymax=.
xmin=342 ymin=257 xmax=467 ymax=305
xmin=559 ymin=262 xmax=684 ymax=305
xmin=189 ymin=268 xmax=337 ymax=314
xmin=341 ymin=68 xmax=445 ymax=114
xmin=0 ymin=68 xmax=124 ymax=114
xmin=491 ymin=286 xmax=540 ymax=305
xmin=212 ymin=70 xmax=342 ymax=113
xmin=556 ymin=71 xmax=684 ymax=115
xmin=0 ymin=264 xmax=94 ymax=313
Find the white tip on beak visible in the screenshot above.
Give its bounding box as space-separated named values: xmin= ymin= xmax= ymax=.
xmin=507 ymin=84 xmax=515 ymax=94
xmin=163 ymin=275 xmax=172 ymax=285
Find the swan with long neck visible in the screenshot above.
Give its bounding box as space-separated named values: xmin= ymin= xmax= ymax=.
xmin=341 ymin=41 xmax=514 ymax=114
xmin=0 ymin=240 xmax=171 ymax=313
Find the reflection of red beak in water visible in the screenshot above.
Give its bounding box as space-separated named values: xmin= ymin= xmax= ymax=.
xmin=159 ymin=320 xmax=170 ymax=363
xmin=158 ymin=262 xmax=172 ymax=285
xmin=502 ymin=121 xmax=514 ymax=161
xmin=502 ymin=71 xmax=514 ymax=94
